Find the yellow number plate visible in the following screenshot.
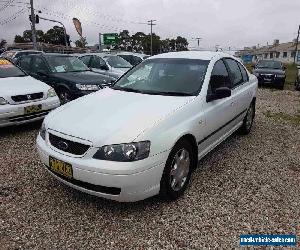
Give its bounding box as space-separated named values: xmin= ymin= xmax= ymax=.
xmin=49 ymin=156 xmax=73 ymax=179
xmin=24 ymin=104 xmax=42 ymax=114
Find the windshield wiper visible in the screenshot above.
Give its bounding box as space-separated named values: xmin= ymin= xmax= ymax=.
xmin=111 ymin=86 xmax=146 ymax=94
xmin=150 ymin=91 xmax=194 ymax=96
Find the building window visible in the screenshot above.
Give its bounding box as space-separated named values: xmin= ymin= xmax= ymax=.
xmin=283 ymin=52 xmax=287 ymax=58
xmin=264 ymin=53 xmax=268 ymax=58
xmin=270 ymin=52 xmax=273 ymax=58
xmin=276 ymin=52 xmax=280 ymax=58
xmin=291 ymin=51 xmax=296 ymax=58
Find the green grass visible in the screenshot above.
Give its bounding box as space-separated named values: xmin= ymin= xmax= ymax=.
xmin=245 ymin=63 xmax=298 ymax=85
xmin=263 ymin=110 xmax=300 ymax=126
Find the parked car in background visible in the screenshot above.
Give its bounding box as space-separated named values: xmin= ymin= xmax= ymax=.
xmin=78 ymin=53 xmax=132 ymax=80
xmin=0 ymin=57 xmax=60 ymax=127
xmin=117 ymin=52 xmax=149 ymax=66
xmin=252 ymin=60 xmax=286 ymax=89
xmin=37 ymin=51 xmax=257 ymax=202
xmin=1 ymin=50 xmax=43 ymax=63
xmin=296 ymin=66 xmax=300 ymax=91
xmin=16 ymin=53 xmax=115 ymax=104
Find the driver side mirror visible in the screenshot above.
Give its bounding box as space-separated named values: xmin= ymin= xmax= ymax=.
xmin=206 ymin=87 xmax=231 ymax=102
xmin=100 ymin=65 xmax=109 ymax=71
xmin=36 ymin=71 xmax=49 ymax=78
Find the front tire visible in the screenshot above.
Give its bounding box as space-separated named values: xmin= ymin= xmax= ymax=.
xmin=159 ymin=139 xmax=195 ymax=201
xmin=57 ymin=88 xmax=72 ymax=104
xmin=239 ymin=101 xmax=255 ymax=135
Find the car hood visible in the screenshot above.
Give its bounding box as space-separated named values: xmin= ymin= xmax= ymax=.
xmin=51 ymin=71 xmax=114 ymax=85
xmin=46 ymin=87 xmax=194 ymax=146
xmin=253 ymin=68 xmax=285 ymax=75
xmin=0 ymin=76 xmax=50 ymax=97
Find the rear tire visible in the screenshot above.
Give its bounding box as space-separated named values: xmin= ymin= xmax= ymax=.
xmin=239 ymin=101 xmax=255 ymax=135
xmin=159 ymin=139 xmax=196 ymax=201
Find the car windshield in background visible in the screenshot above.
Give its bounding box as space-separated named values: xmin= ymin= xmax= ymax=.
xmin=46 ymin=56 xmax=90 ymax=73
xmin=256 ymin=60 xmax=282 ymax=69
xmin=105 ymin=56 xmax=132 ymax=68
xmin=0 ymin=59 xmax=26 ymax=78
xmin=112 ymin=58 xmax=209 ymax=96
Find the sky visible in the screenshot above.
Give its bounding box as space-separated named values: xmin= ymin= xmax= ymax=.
xmin=0 ymin=0 xmax=300 ymax=50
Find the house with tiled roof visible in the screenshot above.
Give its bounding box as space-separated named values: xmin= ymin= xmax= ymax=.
xmin=236 ymin=39 xmax=300 ymax=64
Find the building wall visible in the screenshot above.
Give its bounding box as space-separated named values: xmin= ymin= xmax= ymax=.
xmin=253 ymin=50 xmax=299 ymax=64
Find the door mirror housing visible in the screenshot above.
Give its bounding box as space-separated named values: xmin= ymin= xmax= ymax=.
xmin=100 ymin=65 xmax=109 ymax=70
xmin=206 ymin=87 xmax=231 ymax=102
xmin=36 ymin=71 xmax=49 ymax=78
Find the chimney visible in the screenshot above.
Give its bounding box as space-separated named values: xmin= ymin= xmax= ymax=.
xmin=273 ymin=39 xmax=279 ymax=46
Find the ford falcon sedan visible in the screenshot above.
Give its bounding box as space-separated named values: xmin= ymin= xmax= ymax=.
xmin=37 ymin=51 xmax=258 ymax=202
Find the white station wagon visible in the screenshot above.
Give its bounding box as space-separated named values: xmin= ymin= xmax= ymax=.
xmin=0 ymin=58 xmax=60 ymax=127
xmin=37 ymin=51 xmax=258 ymax=202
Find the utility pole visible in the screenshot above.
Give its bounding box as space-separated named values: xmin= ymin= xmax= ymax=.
xmin=147 ymin=20 xmax=156 ymax=56
xmin=30 ymin=0 xmax=37 ymax=49
xmin=293 ymin=24 xmax=300 ymax=64
xmin=195 ymin=37 xmax=202 ymax=47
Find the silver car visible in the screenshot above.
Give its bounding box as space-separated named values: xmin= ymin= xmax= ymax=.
xmin=78 ymin=53 xmax=132 ymax=80
xmin=117 ymin=52 xmax=149 ymax=66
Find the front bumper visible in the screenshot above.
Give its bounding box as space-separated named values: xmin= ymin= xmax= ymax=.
xmin=256 ymin=75 xmax=285 ymax=85
xmin=36 ymin=134 xmax=168 ymax=202
xmin=0 ymin=97 xmax=60 ymax=128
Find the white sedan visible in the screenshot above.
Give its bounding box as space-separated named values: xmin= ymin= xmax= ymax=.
xmin=37 ymin=51 xmax=257 ymax=202
xmin=0 ymin=58 xmax=60 ymax=127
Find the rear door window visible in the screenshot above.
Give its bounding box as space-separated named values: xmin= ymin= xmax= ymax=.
xmin=224 ymin=58 xmax=243 ymax=88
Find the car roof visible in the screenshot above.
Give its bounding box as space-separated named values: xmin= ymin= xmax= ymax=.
xmin=117 ymin=52 xmax=148 ymax=57
xmin=30 ymin=53 xmax=75 ymax=57
xmin=150 ymin=51 xmax=234 ymax=61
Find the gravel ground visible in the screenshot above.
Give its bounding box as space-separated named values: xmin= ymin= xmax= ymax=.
xmin=1 ymin=88 xmax=300 ymax=249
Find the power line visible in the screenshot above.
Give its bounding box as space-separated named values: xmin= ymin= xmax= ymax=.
xmin=0 ymin=0 xmax=14 ymax=12
xmin=0 ymin=7 xmax=25 ymax=25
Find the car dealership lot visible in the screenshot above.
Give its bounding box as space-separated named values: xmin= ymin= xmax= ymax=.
xmin=1 ymin=88 xmax=299 ymax=249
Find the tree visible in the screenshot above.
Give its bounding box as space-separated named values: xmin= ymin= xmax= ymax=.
xmin=14 ymin=26 xmax=70 ymax=46
xmin=43 ymin=26 xmax=70 ymax=46
xmin=14 ymin=35 xmax=25 ymax=43
xmin=75 ymin=37 xmax=87 ymax=48
xmin=0 ymin=39 xmax=7 ymax=48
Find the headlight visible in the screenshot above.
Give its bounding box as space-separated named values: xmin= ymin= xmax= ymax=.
xmin=275 ymin=74 xmax=285 ymax=78
xmin=93 ymin=141 xmax=151 ymax=162
xmin=0 ymin=97 xmax=8 ymax=105
xmin=47 ymin=88 xmax=57 ymax=98
xmin=253 ymin=72 xmax=259 ymax=77
xmin=76 ymin=84 xmax=100 ymax=91
xmin=40 ymin=122 xmax=46 ymax=140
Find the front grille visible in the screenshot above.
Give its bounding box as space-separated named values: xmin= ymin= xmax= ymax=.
xmin=9 ymin=110 xmax=50 ymax=122
xmin=11 ymin=92 xmax=43 ymax=102
xmin=47 ymin=165 xmax=121 ymax=195
xmin=49 ymin=133 xmax=90 ymax=155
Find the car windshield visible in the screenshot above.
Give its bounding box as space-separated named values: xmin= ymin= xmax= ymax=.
xmin=105 ymin=55 xmax=132 ymax=68
xmin=46 ymin=56 xmax=90 ymax=73
xmin=256 ymin=60 xmax=282 ymax=69
xmin=112 ymin=58 xmax=209 ymax=96
xmin=0 ymin=58 xmax=26 ymax=78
